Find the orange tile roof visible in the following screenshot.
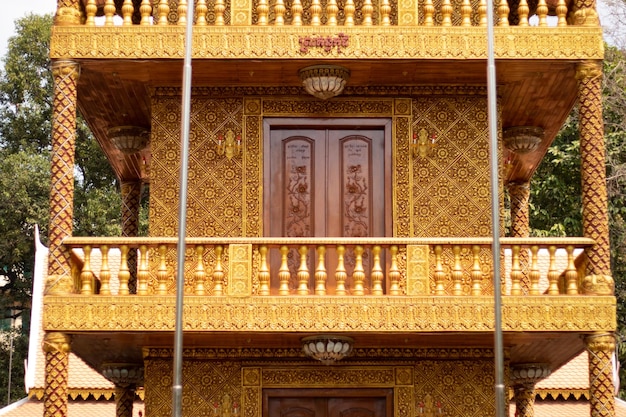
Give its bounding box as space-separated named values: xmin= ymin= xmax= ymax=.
xmin=0 ymin=398 xmax=144 ymax=417
xmin=509 ymin=399 xmax=626 ymax=417
xmin=535 ymin=351 xmax=590 ymax=399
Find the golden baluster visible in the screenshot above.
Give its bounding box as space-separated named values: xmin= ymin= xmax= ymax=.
xmin=157 ymin=244 xmax=168 ymax=295
xmin=352 ymin=245 xmax=366 ymax=295
xmin=536 ymin=0 xmax=548 ymax=26
xmin=388 ymin=245 xmax=401 ymax=295
xmin=344 ymin=0 xmax=355 ymax=25
xmin=471 ymin=245 xmax=482 ymax=296
xmin=565 ymin=245 xmax=579 ymax=295
xmin=461 ymin=0 xmax=472 ymax=26
xmin=278 ymin=245 xmax=291 ymax=295
xmin=215 ymin=0 xmax=226 ymax=25
xmin=529 ymin=245 xmax=540 ymax=295
xmin=441 ymin=0 xmax=453 ymax=26
xmin=257 ymin=0 xmax=269 ymax=25
xmin=477 ymin=0 xmax=487 ymax=26
xmin=258 ymin=245 xmax=271 ymax=295
xmin=556 ymin=0 xmax=567 ymax=26
xmin=326 ymin=0 xmax=339 ymax=26
xmin=315 ymin=246 xmax=327 ymax=295
xmin=380 ymin=0 xmax=391 ymax=26
xmin=80 ymin=245 xmax=93 ymax=295
xmin=291 ymin=0 xmax=303 ymax=25
xmin=451 ymin=245 xmax=463 ymax=296
xmin=104 ymin=0 xmax=116 ymax=25
xmin=194 ymin=245 xmax=207 ymax=295
xmin=140 ymin=0 xmax=153 ymax=25
xmin=310 ymin=0 xmax=322 ymax=26
xmin=362 ymin=0 xmax=374 ymax=25
xmin=335 ymin=245 xmax=347 ymax=295
xmin=297 ymin=246 xmax=310 ymax=295
xmin=213 ymin=245 xmax=225 ymax=296
xmin=85 ymin=0 xmax=98 ymax=25
xmin=371 ymin=246 xmax=384 ymax=295
xmin=178 ymin=0 xmax=188 ymax=25
xmin=157 ymin=0 xmax=170 ymax=25
xmin=196 ymin=0 xmax=208 ymax=25
xmin=517 ymin=0 xmax=529 ymax=26
xmin=118 ymin=245 xmax=130 ymax=295
xmin=497 ymin=0 xmax=509 ymax=26
xmin=423 ymin=0 xmax=434 ymax=26
xmin=99 ymin=245 xmax=111 ymax=295
xmin=275 ymin=0 xmax=286 ymax=25
xmin=434 ymin=245 xmax=446 ymax=295
xmin=137 ymin=245 xmax=149 ymax=295
xmin=122 ymin=0 xmax=134 ymax=25
xmin=547 ymin=245 xmax=560 ymax=295
xmin=510 ymin=245 xmax=522 ymax=295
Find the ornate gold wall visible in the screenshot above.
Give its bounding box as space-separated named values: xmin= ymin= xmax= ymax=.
xmin=143 ymin=348 xmax=503 ymax=417
xmin=148 ymin=88 xmax=498 ymax=294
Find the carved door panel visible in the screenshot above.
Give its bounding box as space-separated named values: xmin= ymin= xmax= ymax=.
xmin=267 ymin=128 xmax=385 ymax=238
xmin=265 ymin=125 xmax=387 ymax=293
xmin=265 ymin=390 xmax=390 ymax=417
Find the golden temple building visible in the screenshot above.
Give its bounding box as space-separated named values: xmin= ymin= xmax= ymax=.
xmin=40 ymin=0 xmax=617 ymax=416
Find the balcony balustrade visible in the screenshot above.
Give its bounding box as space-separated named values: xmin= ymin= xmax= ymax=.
xmin=61 ymin=236 xmax=594 ymax=297
xmin=79 ymin=0 xmax=570 ymax=27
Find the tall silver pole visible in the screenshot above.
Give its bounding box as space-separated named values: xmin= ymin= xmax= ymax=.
xmin=173 ymin=2 xmax=195 ymax=417
xmin=485 ymin=2 xmax=506 ymax=417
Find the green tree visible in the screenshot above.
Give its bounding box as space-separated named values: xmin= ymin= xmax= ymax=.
xmin=530 ymin=44 xmax=626 ymax=397
xmin=0 ymin=14 xmax=123 ymax=403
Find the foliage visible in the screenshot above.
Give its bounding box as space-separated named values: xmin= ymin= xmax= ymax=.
xmin=0 ymin=328 xmax=28 ymax=405
xmin=0 ymin=14 xmax=122 ymax=404
xmin=530 ymin=44 xmax=626 ymax=398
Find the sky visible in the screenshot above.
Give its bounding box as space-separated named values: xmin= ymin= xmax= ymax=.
xmin=0 ymin=0 xmax=57 ymax=59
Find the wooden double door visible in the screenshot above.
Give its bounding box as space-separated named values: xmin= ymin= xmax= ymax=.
xmin=264 ymin=389 xmax=392 ymax=417
xmin=263 ymin=119 xmax=392 ymax=293
xmin=264 ymin=119 xmax=391 ymax=239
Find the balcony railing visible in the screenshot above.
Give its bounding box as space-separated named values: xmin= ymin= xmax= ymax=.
xmin=61 ymin=236 xmax=594 ymax=297
xmin=79 ymin=0 xmax=571 ymax=27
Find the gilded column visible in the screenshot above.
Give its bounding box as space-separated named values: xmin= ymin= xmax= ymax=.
xmin=508 ymin=181 xmax=531 ymax=293
xmin=121 ymin=181 xmax=143 ymax=293
xmin=510 ymin=364 xmax=551 ymax=417
xmin=576 ymin=61 xmax=613 ymax=295
xmin=102 ymin=364 xmax=144 ymax=417
xmin=47 ymin=60 xmax=80 ymax=294
xmin=55 ymin=0 xmax=82 ymax=25
xmin=585 ymin=333 xmax=616 ymax=417
xmin=43 ymin=332 xmax=71 ymax=417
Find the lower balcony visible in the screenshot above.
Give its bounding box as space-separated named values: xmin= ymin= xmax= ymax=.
xmin=41 ymin=236 xmax=616 ymax=375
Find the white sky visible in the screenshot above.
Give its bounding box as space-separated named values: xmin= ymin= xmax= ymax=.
xmin=0 ymin=0 xmax=57 ymax=59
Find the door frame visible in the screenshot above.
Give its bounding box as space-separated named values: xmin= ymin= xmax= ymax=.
xmin=262 ymin=388 xmax=394 ymax=417
xmin=262 ymin=117 xmax=393 ymax=238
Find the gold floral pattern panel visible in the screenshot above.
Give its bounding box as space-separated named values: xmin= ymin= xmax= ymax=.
xmin=143 ymin=348 xmax=499 ymax=417
xmin=411 ymin=95 xmax=493 ymax=238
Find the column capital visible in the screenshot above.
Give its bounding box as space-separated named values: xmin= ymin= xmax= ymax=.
xmin=102 ymin=364 xmax=145 ymax=388
xmin=42 ymin=332 xmax=71 ymax=354
xmin=584 ymin=332 xmax=616 ymax=352
xmin=576 ymin=60 xmax=603 ymax=81
xmin=510 ymin=363 xmax=551 ymax=386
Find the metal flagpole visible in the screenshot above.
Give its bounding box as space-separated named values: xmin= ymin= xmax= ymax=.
xmin=485 ymin=1 xmax=506 ymax=416
xmin=173 ymin=2 xmax=196 ymax=417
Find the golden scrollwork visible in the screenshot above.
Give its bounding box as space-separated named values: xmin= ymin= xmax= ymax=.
xmin=43 ymin=295 xmax=616 ymax=332
xmin=50 ymin=27 xmax=604 ymax=60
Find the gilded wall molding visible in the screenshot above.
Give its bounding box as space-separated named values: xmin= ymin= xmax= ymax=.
xmin=43 ymin=295 xmax=616 ymax=332
xmin=50 ymin=26 xmax=604 ymax=59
